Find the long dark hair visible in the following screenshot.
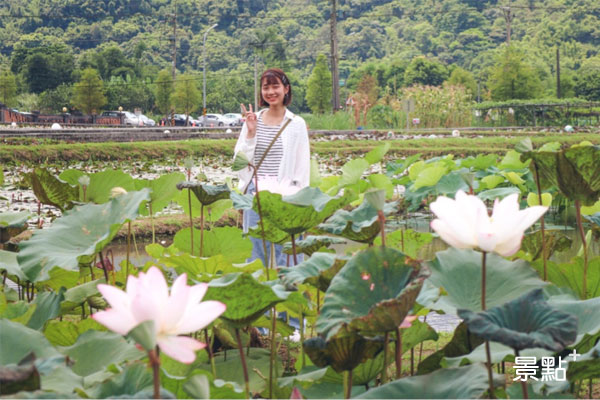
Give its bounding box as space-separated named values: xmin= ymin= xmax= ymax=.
xmin=259 ymin=68 xmax=292 ymax=107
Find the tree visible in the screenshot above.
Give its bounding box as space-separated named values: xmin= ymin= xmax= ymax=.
xmin=0 ymin=70 xmax=17 ymax=107
xmin=305 ymin=54 xmax=332 ymax=114
xmin=73 ymin=68 xmax=107 ymax=114
xmin=447 ymin=67 xmax=477 ymax=98
xmin=39 ymin=84 xmax=72 ymax=113
xmin=171 ymin=73 xmax=200 ymax=124
xmin=404 ymin=57 xmax=449 ymax=87
xmin=575 ymin=57 xmax=600 ymax=100
xmin=357 ymin=74 xmax=379 ymax=106
xmin=154 ymin=69 xmax=173 ymax=117
xmin=487 ymin=46 xmax=542 ymax=100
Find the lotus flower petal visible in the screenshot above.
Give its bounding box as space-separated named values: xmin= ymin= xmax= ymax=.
xmin=157 ymin=335 xmax=206 ymax=364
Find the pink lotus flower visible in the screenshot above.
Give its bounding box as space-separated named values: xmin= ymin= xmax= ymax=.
xmin=92 ymin=267 xmax=226 ymax=363
xmin=256 ymin=177 xmax=301 ymax=196
xmin=400 ymin=315 xmax=418 ymax=329
xmin=430 ymin=191 xmax=548 ymax=257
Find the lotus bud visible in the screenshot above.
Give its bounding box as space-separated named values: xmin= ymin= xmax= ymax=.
xmin=526 ymin=192 xmax=552 ymax=207
xmin=232 ymin=152 xmax=251 ymax=171
xmin=365 ymin=189 xmax=386 ymax=211
xmin=78 ymin=175 xmax=90 ymax=187
xmin=110 ymin=187 xmax=127 ymax=198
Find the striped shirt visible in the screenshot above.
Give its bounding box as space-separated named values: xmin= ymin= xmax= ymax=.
xmin=254 ymin=115 xmax=284 ymax=178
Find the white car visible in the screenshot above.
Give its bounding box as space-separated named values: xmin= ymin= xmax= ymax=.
xmin=197 ymin=114 xmax=227 ymax=127
xmin=138 ymin=114 xmax=156 ymax=126
xmin=222 ymin=113 xmax=244 ymax=126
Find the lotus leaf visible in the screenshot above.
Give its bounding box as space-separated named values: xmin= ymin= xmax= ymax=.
xmin=282 ymin=236 xmax=346 ymax=257
xmin=27 ymin=289 xmax=65 ymax=330
xmin=501 ymin=149 xmax=530 ymax=170
xmin=173 ymin=227 xmax=252 ymax=263
xmin=365 ymin=143 xmax=391 ymax=164
xmin=458 ymin=289 xmax=577 ymax=352
xmin=279 ymin=252 xmax=348 ymax=292
xmin=547 ymin=295 xmax=600 ymax=345
xmin=481 ymin=175 xmax=505 ymax=189
xmin=232 ymin=152 xmax=250 ymax=171
xmin=532 ymin=257 xmax=600 ymax=299
xmin=134 ymin=172 xmax=185 ymax=216
xmin=412 ymin=165 xmax=447 ymax=190
xmin=0 ymin=355 xmax=41 ymax=395
xmin=477 ymin=186 xmax=520 ymax=201
xmin=317 ymin=247 xmax=428 ymax=339
xmin=367 ymin=174 xmax=394 ymax=198
xmin=18 ymin=189 xmax=150 ymax=282
xmin=203 ymin=272 xmax=289 ymax=328
xmin=318 ymin=200 xmax=396 ymax=244
xmin=0 ymin=319 xmax=62 ymax=365
xmin=338 ymin=158 xmax=370 ymax=187
xmin=444 ymin=340 xmax=552 ymax=367
xmin=85 ymin=169 xmax=136 ymax=204
xmin=522 ymin=144 xmax=600 ymax=205
xmin=175 ymin=190 xmax=232 ymax=222
xmin=86 ymin=363 xmax=174 ymax=399
xmin=0 ymin=212 xmax=31 ymax=228
xmin=0 ymin=250 xmax=25 ymax=280
xmin=373 ymin=229 xmax=433 ymax=259
xmin=176 ymin=181 xmax=230 ymax=205
xmin=29 ymin=168 xmax=79 ymax=211
xmin=585 ymin=212 xmax=600 ymax=227
xmin=460 ymin=154 xmax=498 ymax=170
xmin=566 ymin=341 xmax=600 ymax=381
xmin=521 ymin=230 xmax=572 ymax=261
xmin=59 ymin=279 xmax=104 ymax=314
xmin=427 ymin=248 xmax=547 ymax=313
xmin=355 ymin=363 xmax=501 ymax=399
xmin=257 ymin=187 xmax=353 ymax=236
xmin=435 ymin=170 xmax=471 ymax=194
xmin=44 ymin=319 xmax=106 ymax=347
xmin=33 ymin=355 xmax=84 ymax=395
xmin=230 ymin=191 xmax=254 ymax=210
xmin=303 ymin=331 xmax=384 ymax=373
xmin=248 ymin=217 xmax=290 ymax=245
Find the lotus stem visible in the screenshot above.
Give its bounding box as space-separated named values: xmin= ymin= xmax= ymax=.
xmin=149 ymin=347 xmax=161 ymax=399
xmin=269 ymin=306 xmax=277 ymax=399
xmin=291 ymin=234 xmax=299 ymax=265
xmin=533 ymin=163 xmax=547 ymax=281
xmin=410 ymin=347 xmax=414 ymax=375
xmin=418 ymin=315 xmax=427 ymax=365
xmin=300 ymin=309 xmax=306 ymax=369
xmin=482 ymin=251 xmax=496 ymax=399
xmin=99 ymin=250 xmax=110 ymax=283
xmin=235 ymin=328 xmax=251 ymax=399
xmin=395 ymin=327 xmax=402 ymax=379
xmin=204 ymin=329 xmax=216 ymax=377
xmin=126 ymin=221 xmax=131 ymax=276
xmin=209 ymin=328 xmax=217 ymax=378
xmin=574 ymin=200 xmax=588 ymax=299
xmin=378 ymin=210 xmax=386 ymax=248
xmin=515 ymin=350 xmax=528 ymax=399
xmin=16 ymin=278 xmax=21 ymax=300
xmin=344 ymin=369 xmax=353 ymax=399
xmin=2 ymin=271 xmax=6 ymax=286
xmin=588 ymin=378 xmax=592 ymax=399
xmin=188 ymin=189 xmax=194 ymax=256
xmin=316 ymin=289 xmax=321 ymax=314
xmin=200 ymin=204 xmax=205 ymax=257
xmin=400 ymin=228 xmax=404 ymax=252
xmin=382 ymin=332 xmax=390 ymax=384
xmin=253 ymin=170 xmax=270 ymax=276
xmin=149 ymin=202 xmax=155 ymax=244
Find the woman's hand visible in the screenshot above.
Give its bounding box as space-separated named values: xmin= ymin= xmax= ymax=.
xmin=241 ymin=104 xmax=257 ymax=138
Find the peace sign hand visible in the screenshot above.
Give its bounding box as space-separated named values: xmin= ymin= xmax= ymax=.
xmin=241 ymin=104 xmax=257 ymax=138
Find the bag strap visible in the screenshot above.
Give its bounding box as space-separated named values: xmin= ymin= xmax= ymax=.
xmin=244 ymin=118 xmax=292 ymax=194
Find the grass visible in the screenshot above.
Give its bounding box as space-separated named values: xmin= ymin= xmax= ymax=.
xmin=2 ymin=132 xmax=599 ymax=164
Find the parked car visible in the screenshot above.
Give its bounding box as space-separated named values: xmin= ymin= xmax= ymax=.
xmin=101 ymin=111 xmax=139 ymax=126
xmin=138 ymin=114 xmax=156 ymax=126
xmin=197 ymin=114 xmax=227 ymax=127
xmin=173 ymin=114 xmax=200 ymax=126
xmin=222 ymin=113 xmax=244 ymax=126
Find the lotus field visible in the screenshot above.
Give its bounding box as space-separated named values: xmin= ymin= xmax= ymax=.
xmin=2 ymin=139 xmax=600 ymax=399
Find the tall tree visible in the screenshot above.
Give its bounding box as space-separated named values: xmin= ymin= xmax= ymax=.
xmin=0 ymin=70 xmax=17 ymax=107
xmin=171 ymin=73 xmax=200 ymax=124
xmin=575 ymin=56 xmax=600 ymax=101
xmin=306 ymin=54 xmax=332 ymax=114
xmin=73 ymin=68 xmax=107 ymax=114
xmin=154 ymin=69 xmax=173 ymax=117
xmin=447 ymin=67 xmax=477 ymax=98
xmin=404 ymin=57 xmax=449 ymax=87
xmin=487 ymin=46 xmax=542 ymax=100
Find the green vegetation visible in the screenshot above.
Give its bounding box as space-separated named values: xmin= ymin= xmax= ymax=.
xmin=73 ymin=68 xmax=106 ymax=114
xmin=306 ymin=54 xmax=332 ymax=114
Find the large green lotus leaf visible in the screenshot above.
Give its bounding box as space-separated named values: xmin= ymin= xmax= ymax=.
xmin=176 ymin=181 xmax=230 ymax=206
xmin=586 ymin=211 xmax=600 ymax=226
xmin=355 ymin=363 xmax=501 ymax=399
xmin=0 ymin=211 xmax=31 ymax=228
xmin=282 ymin=235 xmax=346 ymax=257
xmin=506 ymin=382 xmax=574 ymax=399
xmin=460 ymin=154 xmax=499 ymax=170
xmin=427 ymin=248 xmax=547 ymax=314
xmin=401 ymin=319 xmax=439 ymax=355
xmin=477 ymin=186 xmax=521 ymax=201
xmin=27 ymin=288 xmax=65 ymax=330
xmin=86 ymin=363 xmax=174 ymax=399
xmin=435 ymin=170 xmax=471 ymax=195
xmin=247 ymin=216 xmax=290 ymax=245
xmin=57 ymin=169 xmax=84 ymax=186
xmin=29 ymin=168 xmax=79 ymax=211
xmin=374 ymin=229 xmax=433 ymax=259
xmin=134 ymin=172 xmax=185 ymax=215
xmin=59 ymin=330 xmax=144 ymax=377
xmin=521 ymin=230 xmax=572 ymax=261
xmin=85 ymin=169 xmax=136 ymax=204
xmin=230 ymin=191 xmax=254 ymax=210
xmin=532 ymin=257 xmax=600 ymax=299
xmin=318 ymin=200 xmax=396 ymax=244
xmin=412 ymin=165 xmax=447 ymax=190
xmin=444 ymin=340 xmax=552 ymax=367
xmin=0 ymin=250 xmax=25 ymax=280
xmin=0 ymin=319 xmax=62 ymax=365
xmin=522 ymin=145 xmax=600 ymax=205
xmin=203 ymin=272 xmax=289 ymax=328
xmin=320 ymin=351 xmax=385 ymax=386
xmin=548 ymin=295 xmax=600 ymax=345
xmin=365 ymin=143 xmax=391 ymax=164
xmin=303 ymin=331 xmax=384 ymax=373
xmin=173 ymin=226 xmax=251 ymax=263
xmin=458 ymin=289 xmax=578 ymax=352
xmin=316 ymin=247 xmax=428 ymax=339
xmin=257 ymin=187 xmax=353 ymax=236
xmin=174 ymin=189 xmax=232 ymax=223
xmin=153 ymin=252 xmax=262 ymax=281
xmin=279 ymin=252 xmax=348 ymax=292
xmin=44 ymin=319 xmax=106 ymax=347
xmin=59 ymin=279 xmax=104 ymax=314
xmin=501 ymin=149 xmax=530 ymax=170
xmin=35 ymin=355 xmax=85 ymax=395
xmin=566 ymin=340 xmax=600 ymax=381
xmin=18 ymin=190 xmax=150 ymax=282
xmin=338 ymin=158 xmax=370 ymax=187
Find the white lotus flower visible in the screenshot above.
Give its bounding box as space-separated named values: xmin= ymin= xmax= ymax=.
xmin=93 ymin=267 xmax=225 ymax=363
xmin=430 ymin=190 xmax=548 ymax=257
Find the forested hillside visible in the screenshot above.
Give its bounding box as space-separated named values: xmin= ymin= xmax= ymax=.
xmin=1 ymin=0 xmax=599 ymax=116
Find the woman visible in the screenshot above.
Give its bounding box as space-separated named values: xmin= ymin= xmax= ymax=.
xmin=234 ymin=68 xmax=310 ymax=267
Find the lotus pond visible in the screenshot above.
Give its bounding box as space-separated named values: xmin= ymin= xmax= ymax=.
xmin=1 ymin=139 xmax=600 ymax=399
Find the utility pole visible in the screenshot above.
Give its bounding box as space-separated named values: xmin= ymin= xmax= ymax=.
xmin=171 ymin=1 xmax=177 ymax=82
xmin=203 ymin=23 xmax=218 ymax=117
xmin=330 ymin=0 xmax=340 ymax=112
xmin=254 ymin=55 xmax=258 ymax=111
xmin=502 ymin=7 xmax=513 ymax=44
xmin=556 ymin=47 xmax=561 ymax=99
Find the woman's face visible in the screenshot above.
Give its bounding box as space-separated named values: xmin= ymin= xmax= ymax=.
xmin=261 ymin=77 xmax=289 ymax=107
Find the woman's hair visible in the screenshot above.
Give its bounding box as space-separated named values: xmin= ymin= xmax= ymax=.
xmin=259 ymin=68 xmax=292 ymax=107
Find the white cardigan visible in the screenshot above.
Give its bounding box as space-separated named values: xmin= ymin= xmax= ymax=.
xmin=234 ymin=108 xmax=310 ymax=192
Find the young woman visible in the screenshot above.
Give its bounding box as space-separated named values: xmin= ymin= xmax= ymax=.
xmin=234 ymin=68 xmax=310 ymax=267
